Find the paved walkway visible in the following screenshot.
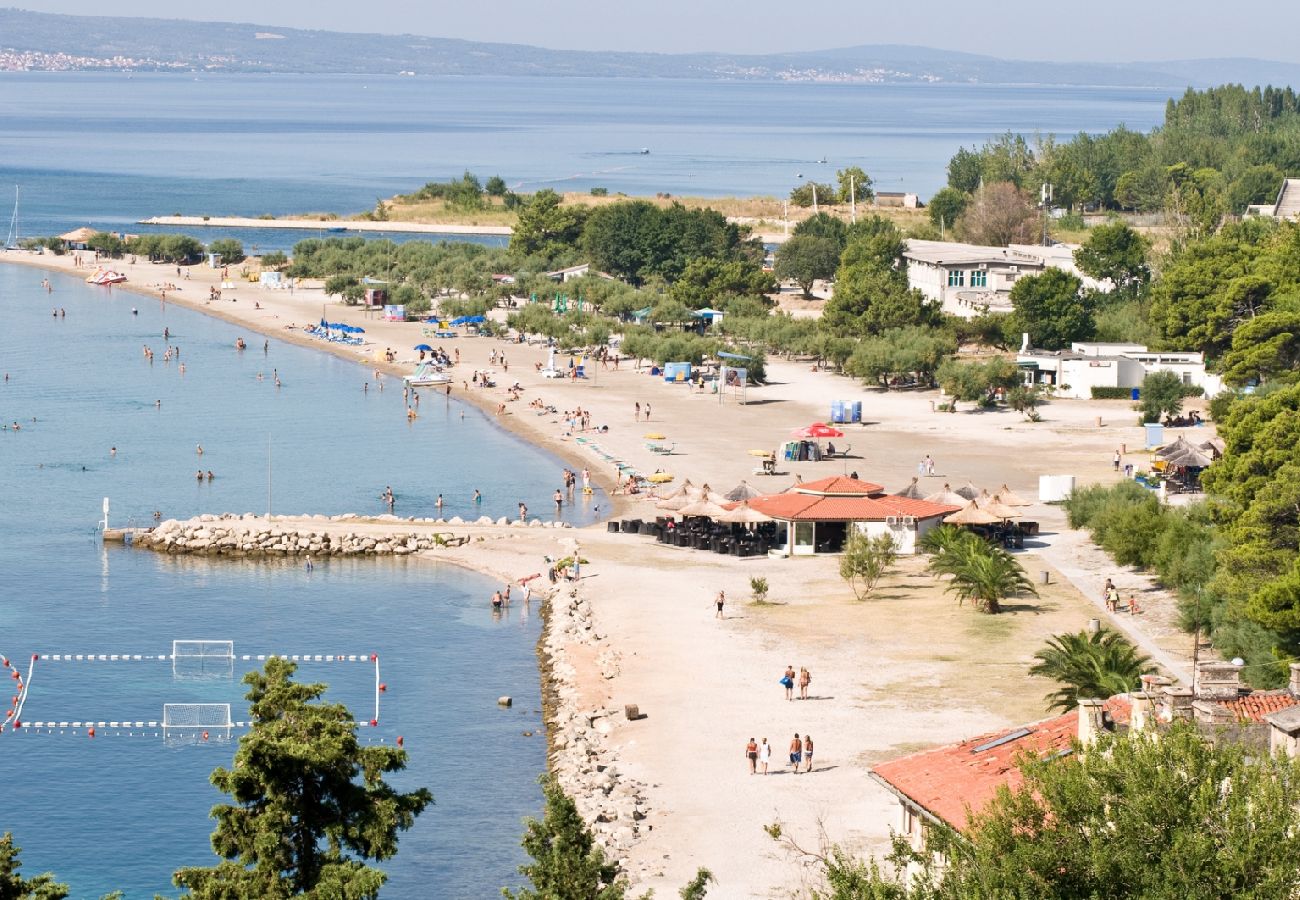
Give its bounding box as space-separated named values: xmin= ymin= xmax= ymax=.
xmin=1025 ymin=505 xmax=1193 ymax=685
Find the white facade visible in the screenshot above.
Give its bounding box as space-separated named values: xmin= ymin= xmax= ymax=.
xmin=1018 ymin=342 xmax=1223 ymax=400
xmin=855 ymin=516 xmax=944 ymax=555
xmin=904 ymin=240 xmax=1110 ymax=320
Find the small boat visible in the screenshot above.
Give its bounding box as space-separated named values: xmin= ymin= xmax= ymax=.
xmin=405 ymin=362 xmax=452 ymax=386
xmin=86 ymin=268 xmax=126 ymax=285
xmin=639 ymin=148 xmax=650 ymax=155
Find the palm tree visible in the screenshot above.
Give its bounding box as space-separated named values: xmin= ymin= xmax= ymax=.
xmin=1030 ymin=629 xmax=1156 ymax=712
xmin=929 ymin=538 xmax=1035 ymax=614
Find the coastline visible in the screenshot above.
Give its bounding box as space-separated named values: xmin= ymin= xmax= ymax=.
xmin=3 ymin=247 xmax=1208 ymax=895
xmin=138 ymin=215 xmax=513 ymax=237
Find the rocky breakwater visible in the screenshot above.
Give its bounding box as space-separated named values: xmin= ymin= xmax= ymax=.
xmin=541 ymin=574 xmax=656 ymax=883
xmin=133 ymin=513 xmax=571 ymax=557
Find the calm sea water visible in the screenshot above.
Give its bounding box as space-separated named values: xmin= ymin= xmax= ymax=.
xmin=0 ymin=262 xmax=605 ymax=897
xmin=0 ymin=73 xmax=1172 ymax=249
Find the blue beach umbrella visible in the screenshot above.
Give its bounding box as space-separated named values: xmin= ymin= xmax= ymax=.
xmin=414 ymin=344 xmax=433 ymax=351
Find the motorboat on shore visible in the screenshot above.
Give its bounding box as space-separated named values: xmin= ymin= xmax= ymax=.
xmin=405 ymin=362 xmax=452 ymax=386
xmin=86 ymin=268 xmax=127 ymax=285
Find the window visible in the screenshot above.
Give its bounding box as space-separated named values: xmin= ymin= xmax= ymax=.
xmin=970 ymin=270 xmax=987 ymax=288
xmin=947 ymin=269 xmax=965 ymax=287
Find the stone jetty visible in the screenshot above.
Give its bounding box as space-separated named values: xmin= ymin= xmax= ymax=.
xmin=128 ymin=512 xmax=571 ymax=557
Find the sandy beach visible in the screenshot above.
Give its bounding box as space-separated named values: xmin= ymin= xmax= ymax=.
xmin=2 ymin=247 xmax=1208 ymax=896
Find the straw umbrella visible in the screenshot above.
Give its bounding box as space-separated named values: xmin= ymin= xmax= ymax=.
xmin=895 ymin=477 xmax=925 ymax=500
xmin=656 ymin=493 xmax=695 ymax=512
xmin=944 ymin=501 xmax=1003 ymax=526
xmin=677 ymin=498 xmax=729 ymax=519
xmin=724 ymin=480 xmax=764 ymax=502
xmin=715 ymin=501 xmax=774 ymax=525
xmin=655 ymin=477 xmax=693 ymax=500
xmin=981 ymin=495 xmax=1022 ymax=520
xmin=955 ymin=480 xmax=982 ymax=501
xmin=994 ymin=484 xmax=1033 ymax=507
xmin=925 ymin=484 xmax=970 ymax=507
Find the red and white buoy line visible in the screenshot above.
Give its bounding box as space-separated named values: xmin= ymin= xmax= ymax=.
xmin=3 ymin=652 xmax=389 ymax=739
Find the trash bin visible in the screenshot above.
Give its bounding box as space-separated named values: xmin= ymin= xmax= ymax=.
xmin=1131 ymin=388 xmax=1140 ymax=400
xmin=1040 ymin=570 xmax=1051 ymax=585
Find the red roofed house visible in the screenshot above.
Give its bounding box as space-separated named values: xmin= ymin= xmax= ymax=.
xmin=746 ymin=475 xmax=960 ymax=556
xmin=870 ymin=661 xmax=1300 ymax=851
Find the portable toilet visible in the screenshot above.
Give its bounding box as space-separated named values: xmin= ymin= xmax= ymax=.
xmin=207 ymin=252 xmax=221 ymax=268
xmin=830 ymin=401 xmax=845 ymax=424
xmin=1144 ymin=423 xmax=1164 ymax=449
xmin=851 ymin=401 xmax=862 ymax=423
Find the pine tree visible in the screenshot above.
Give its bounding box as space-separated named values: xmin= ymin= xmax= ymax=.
xmin=505 ymin=776 xmax=625 ymax=900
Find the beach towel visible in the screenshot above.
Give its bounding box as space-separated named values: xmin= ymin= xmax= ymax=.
xmin=780 ymin=676 xmax=793 ymax=688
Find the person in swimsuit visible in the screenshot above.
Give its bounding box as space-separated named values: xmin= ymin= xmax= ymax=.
xmin=799 ymin=667 xmax=811 ymax=700
xmin=491 ymin=591 xmax=503 ymax=610
xmin=745 ymin=737 xmax=758 ymax=774
xmin=789 ymin=733 xmax=802 ymax=770
xmin=759 ymin=737 xmax=772 ymax=775
xmin=783 ymin=665 xmax=796 ymax=701
xmin=803 ymin=734 xmax=814 ymax=773
xmin=715 ymin=590 xmax=725 ymax=619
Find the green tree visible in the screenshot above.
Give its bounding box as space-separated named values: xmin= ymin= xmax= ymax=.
xmin=1007 ymin=268 xmax=1092 ymax=350
xmin=1029 ymin=629 xmax=1156 ymax=712
xmin=259 ymin=250 xmax=288 ymax=270
xmin=485 ymin=175 xmax=508 ymax=197
xmin=0 ymin=833 xmax=68 ymax=899
xmin=844 ymin=723 xmax=1300 ymax=898
xmin=791 ymin=212 xmax=848 ymax=248
xmin=678 ymin=868 xmax=715 ymax=900
xmin=839 ymin=532 xmax=897 ymax=600
xmin=836 ymin=166 xmax=873 ymax=204
xmin=173 ymin=659 xmax=432 ymax=899
xmin=511 ymin=189 xmax=589 ymax=260
xmin=926 ymin=187 xmax=968 ymax=232
xmin=1227 ymin=163 xmax=1283 ymax=213
xmin=208 ymin=238 xmax=245 ymax=265
xmin=85 ymin=231 xmax=126 ymax=257
xmin=846 ymin=326 xmax=955 ymax=389
xmin=929 ymin=537 xmax=1036 ymax=613
xmin=1073 ymin=222 xmax=1150 ymax=297
xmin=789 ymin=182 xmax=836 ymax=208
xmin=505 ymin=775 xmax=625 ymax=900
xmin=947 ymin=146 xmax=983 ymax=194
xmin=1138 ymin=370 xmax=1185 ymax=423
xmin=935 ymin=357 xmax=1019 ymax=410
xmin=775 ymin=234 xmax=840 ymax=297
xmin=1218 ymin=310 xmax=1300 ymax=387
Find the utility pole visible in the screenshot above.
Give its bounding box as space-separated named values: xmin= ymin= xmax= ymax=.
xmin=812 ymin=184 xmax=818 ymax=214
xmin=850 ymin=175 xmax=857 ymax=224
xmin=1041 ymin=182 xmax=1053 ymax=247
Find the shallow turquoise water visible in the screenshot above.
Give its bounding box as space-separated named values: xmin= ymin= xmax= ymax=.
xmin=0 ymin=263 xmax=601 ymax=897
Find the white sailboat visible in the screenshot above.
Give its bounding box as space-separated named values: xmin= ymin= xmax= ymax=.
xmin=4 ymin=186 xmax=17 ymax=250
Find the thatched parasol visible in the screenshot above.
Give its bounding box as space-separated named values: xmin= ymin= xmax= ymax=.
xmin=944 ymin=501 xmax=1003 ymax=526
xmin=1155 ymin=436 xmax=1198 ymax=460
xmin=715 ymin=501 xmax=774 ymax=524
xmin=955 ymin=480 xmax=982 ymax=501
xmin=677 ymin=498 xmax=729 ymax=519
xmin=656 ymin=493 xmax=695 ymax=511
xmin=981 ymin=495 xmax=1022 ymax=519
xmin=1162 ymin=444 xmax=1213 ymax=468
xmin=994 ymin=484 xmax=1033 ymax=507
xmin=895 ymin=477 xmax=925 ymax=500
xmin=724 ymin=480 xmax=764 ymax=502
xmin=925 ymin=484 xmax=970 ymax=507
xmin=655 ymin=477 xmax=694 ymax=500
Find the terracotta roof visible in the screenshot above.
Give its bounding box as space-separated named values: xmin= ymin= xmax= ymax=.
xmin=747 ymin=492 xmax=959 ymax=522
xmin=1214 ymin=691 xmax=1298 ymax=723
xmin=793 ymin=475 xmax=885 ymax=495
xmin=870 ymin=697 xmax=1131 ymax=832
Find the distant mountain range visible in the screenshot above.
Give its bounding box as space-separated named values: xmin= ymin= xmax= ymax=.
xmin=2 ymin=7 xmax=1300 ymax=88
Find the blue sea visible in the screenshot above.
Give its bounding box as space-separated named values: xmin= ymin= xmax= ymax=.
xmin=0 ymin=262 xmax=605 ymax=897
xmin=0 ymin=71 xmax=1175 ymax=897
xmin=0 ymin=73 xmax=1172 ymax=251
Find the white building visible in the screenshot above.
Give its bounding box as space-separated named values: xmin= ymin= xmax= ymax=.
xmin=1016 ymin=341 xmax=1224 ymax=400
xmin=903 ymin=240 xmax=1108 ymax=319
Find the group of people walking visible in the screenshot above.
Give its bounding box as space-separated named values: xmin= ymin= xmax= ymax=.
xmin=745 ymin=733 xmax=814 ymax=775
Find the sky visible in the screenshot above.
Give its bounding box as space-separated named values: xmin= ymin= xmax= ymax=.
xmin=23 ymin=0 xmax=1300 ymax=63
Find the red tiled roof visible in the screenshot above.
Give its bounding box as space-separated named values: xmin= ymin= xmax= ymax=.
xmin=793 ymin=476 xmax=885 ymax=496
xmin=1215 ymin=691 xmax=1298 ymax=722
xmin=747 ymin=492 xmax=959 ymax=522
xmin=870 ymin=697 xmax=1131 ymax=832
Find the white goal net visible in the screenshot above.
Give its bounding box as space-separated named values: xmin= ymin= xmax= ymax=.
xmin=162 ymin=703 xmax=233 ymax=744
xmin=172 ymin=639 xmax=235 ymax=680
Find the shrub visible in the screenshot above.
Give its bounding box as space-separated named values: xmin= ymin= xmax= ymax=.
xmin=1091 ymin=386 xmax=1135 ymax=400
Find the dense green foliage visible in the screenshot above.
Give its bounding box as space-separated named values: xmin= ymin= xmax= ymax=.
xmin=207 ymin=238 xmax=245 ymax=265
xmin=835 ymin=723 xmax=1300 ymax=899
xmin=0 ymin=833 xmax=68 ymax=900
xmin=173 ymin=659 xmax=432 ymax=899
xmin=128 ymin=233 xmax=204 ymax=263
xmin=926 ymin=530 xmax=1036 ymax=614
xmin=505 ymin=775 xmax=625 ymax=900
xmin=1006 ymin=268 xmax=1092 ymax=350
xmin=1029 ymin=629 xmax=1155 ymax=711
xmin=580 ymin=201 xmax=758 ymax=286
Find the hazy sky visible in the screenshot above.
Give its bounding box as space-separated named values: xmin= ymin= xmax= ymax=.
xmin=26 ymin=0 xmax=1300 ymax=63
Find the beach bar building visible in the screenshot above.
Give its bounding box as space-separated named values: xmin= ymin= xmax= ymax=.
xmin=747 ymin=476 xmax=959 ymax=556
